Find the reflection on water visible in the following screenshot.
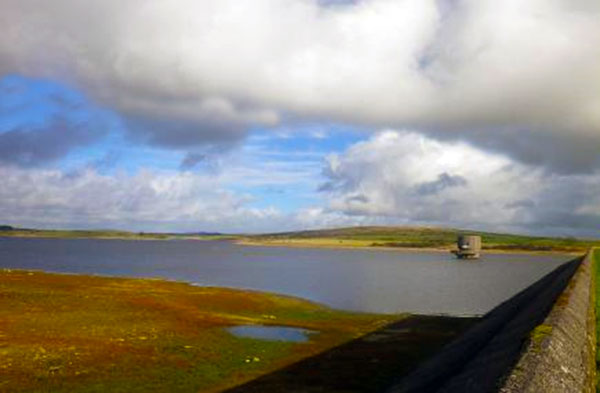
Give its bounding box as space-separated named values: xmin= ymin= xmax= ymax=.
xmin=0 ymin=237 xmax=572 ymax=315
xmin=227 ymin=325 xmax=314 ymax=342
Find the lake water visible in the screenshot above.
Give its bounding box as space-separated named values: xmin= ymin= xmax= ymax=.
xmin=227 ymin=326 xmax=314 ymax=342
xmin=0 ymin=237 xmax=572 ymax=315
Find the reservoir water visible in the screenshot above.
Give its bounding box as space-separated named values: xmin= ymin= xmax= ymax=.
xmin=0 ymin=237 xmax=571 ymax=315
xmin=227 ymin=326 xmax=314 ymax=342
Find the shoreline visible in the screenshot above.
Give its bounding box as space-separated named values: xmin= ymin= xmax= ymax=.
xmin=0 ymin=268 xmax=402 ymax=393
xmin=0 ymin=233 xmax=233 ymax=242
xmin=0 ymin=233 xmax=172 ymax=241
xmin=1 ymin=232 xmax=584 ymax=255
xmin=234 ymin=239 xmax=582 ymax=256
xmin=0 ymin=267 xmax=337 ymax=311
xmin=1 ymin=267 xmax=484 ymax=318
xmin=0 ymin=229 xmax=593 ymax=255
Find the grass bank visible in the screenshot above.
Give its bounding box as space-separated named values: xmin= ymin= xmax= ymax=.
xmin=0 ymin=269 xmax=400 ymax=393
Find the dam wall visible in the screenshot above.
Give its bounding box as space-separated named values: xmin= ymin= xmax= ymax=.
xmin=500 ymin=249 xmax=596 ymax=393
xmin=387 ymin=251 xmax=595 ymax=393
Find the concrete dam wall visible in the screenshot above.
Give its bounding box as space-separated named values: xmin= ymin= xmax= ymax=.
xmin=388 ymin=251 xmax=596 ymax=393
xmin=500 ymin=250 xmax=596 ymax=393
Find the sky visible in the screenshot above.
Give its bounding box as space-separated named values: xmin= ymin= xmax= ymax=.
xmin=0 ymin=0 xmax=599 ymax=237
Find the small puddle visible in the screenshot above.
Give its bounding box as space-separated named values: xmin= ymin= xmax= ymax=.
xmin=227 ymin=325 xmax=316 ymax=343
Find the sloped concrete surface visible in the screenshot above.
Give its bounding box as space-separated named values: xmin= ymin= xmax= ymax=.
xmin=387 ymin=255 xmax=585 ymax=393
xmin=500 ymin=250 xmax=596 ymax=393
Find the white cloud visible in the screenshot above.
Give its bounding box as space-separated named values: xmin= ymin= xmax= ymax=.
xmin=0 ymin=134 xmax=334 ymax=233
xmin=319 ymin=130 xmax=600 ymax=236
xmin=2 ymin=130 xmax=599 ymax=237
xmin=0 ymin=166 xmax=292 ymax=232
xmin=1 ymin=0 xmax=599 ymax=235
xmin=1 ymin=0 xmax=598 ymax=170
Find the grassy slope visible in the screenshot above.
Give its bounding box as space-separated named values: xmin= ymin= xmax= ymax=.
xmin=0 ymin=270 xmax=398 ymax=393
xmin=242 ymin=226 xmax=600 ymax=253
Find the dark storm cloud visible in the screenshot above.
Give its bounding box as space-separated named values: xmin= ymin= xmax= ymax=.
xmin=319 ymin=131 xmax=600 ymax=238
xmin=345 ymin=194 xmax=370 ymax=204
xmin=423 ymin=128 xmax=600 ymax=175
xmin=521 ymin=175 xmax=600 ymax=234
xmin=505 ymin=199 xmax=536 ymax=210
xmin=528 ymin=212 xmax=600 ymax=232
xmin=1 ymin=0 xmax=598 ymax=174
xmin=319 ymin=0 xmax=360 ymax=6
xmin=179 ymin=153 xmax=207 ymax=170
xmin=124 ymin=116 xmax=245 ymax=149
xmin=122 ymin=113 xmax=251 ymax=171
xmin=414 ymin=172 xmax=467 ymax=196
xmin=1 ymin=0 xmax=600 ymax=236
xmin=0 ymin=119 xmax=103 ymax=167
xmin=112 ymin=94 xmax=279 ymax=156
xmin=0 ymin=75 xmax=110 ymax=167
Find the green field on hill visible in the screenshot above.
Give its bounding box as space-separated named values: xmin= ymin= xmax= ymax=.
xmin=242 ymin=226 xmax=599 ymax=253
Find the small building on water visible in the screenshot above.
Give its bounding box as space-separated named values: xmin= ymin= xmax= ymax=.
xmin=452 ymin=235 xmax=481 ymax=259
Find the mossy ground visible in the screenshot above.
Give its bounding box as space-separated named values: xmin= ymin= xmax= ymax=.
xmin=529 ymin=324 xmax=553 ymax=353
xmin=0 ymin=269 xmax=399 ymax=393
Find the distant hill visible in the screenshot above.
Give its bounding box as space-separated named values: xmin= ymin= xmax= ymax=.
xmin=0 ymin=227 xmax=228 ymax=240
xmin=2 ymin=224 xmax=597 ymax=253
xmin=174 ymin=231 xmax=223 ymax=236
xmin=243 ymin=226 xmax=599 ymax=253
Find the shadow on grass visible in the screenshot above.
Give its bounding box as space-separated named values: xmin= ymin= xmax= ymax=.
xmin=223 ymin=315 xmax=478 ymax=393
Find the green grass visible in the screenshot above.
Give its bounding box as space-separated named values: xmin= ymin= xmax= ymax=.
xmin=0 ymin=269 xmax=399 ymax=393
xmin=242 ymin=226 xmax=600 ymax=253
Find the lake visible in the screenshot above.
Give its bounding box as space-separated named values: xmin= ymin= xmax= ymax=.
xmin=0 ymin=237 xmax=572 ymax=315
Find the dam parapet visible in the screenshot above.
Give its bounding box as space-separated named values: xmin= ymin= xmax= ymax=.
xmin=499 ymin=249 xmax=596 ymax=393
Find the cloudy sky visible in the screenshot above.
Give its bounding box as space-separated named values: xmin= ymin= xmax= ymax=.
xmin=1 ymin=0 xmax=599 ymax=237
